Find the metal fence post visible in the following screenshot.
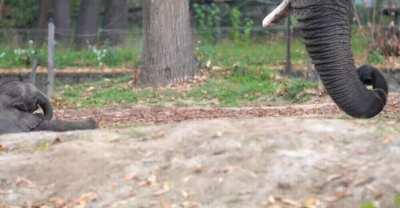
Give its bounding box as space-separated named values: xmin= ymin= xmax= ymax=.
xmin=47 ymin=17 xmax=55 ymax=97
xmin=30 ymin=58 xmax=38 ymax=84
xmin=285 ymin=5 xmax=292 ymax=74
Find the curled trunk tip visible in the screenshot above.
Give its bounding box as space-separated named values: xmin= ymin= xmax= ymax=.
xmin=36 ymin=92 xmax=53 ymax=120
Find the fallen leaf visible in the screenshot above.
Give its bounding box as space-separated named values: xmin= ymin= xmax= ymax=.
xmin=326 ymin=174 xmax=343 ymax=182
xmin=139 ymin=175 xmax=158 ymax=187
xmin=266 ymin=196 xmax=302 ymax=208
xmin=303 ymin=196 xmax=321 ymax=208
xmin=16 ymin=177 xmax=35 ymax=187
xmin=277 ymin=182 xmax=291 ymax=190
xmin=124 ymin=173 xmax=138 ymax=181
xmin=49 ymin=197 xmax=66 ymax=207
xmin=367 ymin=185 xmax=383 ymax=199
xmin=182 ymin=201 xmax=201 ymax=208
xmin=160 ymin=197 xmax=172 ymax=208
xmin=213 ymin=131 xmax=223 ymax=138
xmin=163 ymin=181 xmax=171 ymax=191
xmin=86 ymin=86 xmax=96 ymax=92
xmin=73 ymin=192 xmax=98 ymax=206
xmin=0 ymin=144 xmax=7 ymax=152
xmin=181 ymin=190 xmax=189 ymax=199
xmin=335 ymin=191 xmax=351 ymax=201
xmin=354 ymin=177 xmax=375 ymax=187
xmin=153 ymin=189 xmax=169 ymax=196
xmin=52 ymin=137 xmax=63 ymax=145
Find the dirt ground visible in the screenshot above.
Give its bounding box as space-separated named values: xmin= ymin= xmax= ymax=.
xmin=1 ymin=111 xmax=400 ymax=208
xmin=54 ymin=93 xmax=400 ymax=127
xmin=0 ymin=94 xmax=399 ymax=208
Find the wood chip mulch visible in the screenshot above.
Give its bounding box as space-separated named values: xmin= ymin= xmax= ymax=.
xmin=54 ymin=94 xmax=400 ymax=127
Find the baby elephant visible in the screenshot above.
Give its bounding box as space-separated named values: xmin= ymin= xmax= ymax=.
xmin=0 ymin=80 xmax=97 ymax=134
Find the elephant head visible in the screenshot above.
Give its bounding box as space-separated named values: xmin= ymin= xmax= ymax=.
xmin=0 ymin=80 xmax=53 ymax=120
xmin=263 ymin=0 xmax=388 ymax=118
xmin=0 ymin=80 xmax=97 ymax=134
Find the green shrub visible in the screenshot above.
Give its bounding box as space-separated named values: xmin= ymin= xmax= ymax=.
xmin=0 ymin=0 xmax=38 ymax=28
xmin=229 ymin=8 xmax=254 ymax=43
xmin=243 ymin=18 xmax=254 ymax=43
xmin=367 ymin=50 xmax=385 ymax=65
xmin=193 ymin=3 xmax=221 ymax=42
xmin=229 ymin=8 xmax=242 ymax=42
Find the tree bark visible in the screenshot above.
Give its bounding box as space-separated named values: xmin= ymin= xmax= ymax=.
xmin=103 ymin=0 xmax=128 ymax=44
xmin=38 ymin=0 xmax=50 ymax=29
xmin=54 ymin=0 xmax=71 ymax=44
xmin=141 ymin=0 xmax=197 ymax=87
xmin=35 ymin=0 xmax=52 ymax=42
xmin=76 ymin=0 xmax=99 ymax=47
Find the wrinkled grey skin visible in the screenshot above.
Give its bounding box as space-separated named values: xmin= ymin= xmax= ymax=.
xmin=357 ymin=65 xmax=388 ymax=96
xmin=0 ymin=80 xmax=97 ymax=134
xmin=291 ymin=0 xmax=388 ymax=118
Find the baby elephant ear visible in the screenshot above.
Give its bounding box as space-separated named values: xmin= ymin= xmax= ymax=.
xmin=35 ymin=91 xmax=53 ymax=120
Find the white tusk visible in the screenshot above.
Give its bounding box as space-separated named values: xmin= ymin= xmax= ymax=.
xmin=262 ymin=0 xmax=291 ymax=28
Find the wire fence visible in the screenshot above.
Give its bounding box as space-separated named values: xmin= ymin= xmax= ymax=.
xmin=0 ymin=0 xmax=399 ymax=96
xmin=0 ymin=28 xmax=143 ymax=48
xmin=0 ymin=4 xmax=396 ymax=45
xmin=0 ymin=1 xmax=397 ymax=72
xmin=0 ymin=26 xmax=291 ymax=48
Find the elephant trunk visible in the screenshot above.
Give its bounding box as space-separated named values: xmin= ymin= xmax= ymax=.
xmin=294 ymin=0 xmax=387 ymax=118
xmin=36 ymin=91 xmax=53 ymax=120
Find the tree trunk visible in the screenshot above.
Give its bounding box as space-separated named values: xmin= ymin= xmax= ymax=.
xmin=54 ymin=0 xmax=71 ymax=44
xmin=36 ymin=0 xmax=51 ymax=42
xmin=141 ymin=0 xmax=197 ymax=87
xmin=76 ymin=0 xmax=99 ymax=47
xmin=103 ymin=0 xmax=128 ymax=44
xmin=38 ymin=0 xmax=50 ymax=29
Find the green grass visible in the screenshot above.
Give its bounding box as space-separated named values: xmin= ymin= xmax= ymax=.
xmin=188 ymin=68 xmax=278 ymax=106
xmin=359 ymin=194 xmax=400 ymax=208
xmin=60 ymin=76 xmax=138 ymax=107
xmin=0 ymin=46 xmax=141 ymax=69
xmin=57 ymin=66 xmax=317 ymax=108
xmin=395 ymin=194 xmax=400 ymax=208
xmin=53 ymin=34 xmax=325 ymax=108
xmin=55 ymin=47 xmax=140 ymax=68
xmin=0 ymin=29 xmax=371 ymax=69
xmin=351 ymin=29 xmax=369 ymax=55
xmin=195 ymin=30 xmax=371 ymax=69
xmin=7 ymin=31 xmax=372 ymax=108
xmin=196 ymin=37 xmax=308 ymax=68
xmin=360 ymin=202 xmax=377 ymax=208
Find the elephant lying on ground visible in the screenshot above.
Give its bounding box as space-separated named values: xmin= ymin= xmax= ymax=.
xmin=0 ymin=79 xmax=97 ymax=134
xmin=263 ymin=0 xmax=388 ymax=118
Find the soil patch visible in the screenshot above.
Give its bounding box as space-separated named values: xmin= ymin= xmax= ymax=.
xmin=1 ymin=117 xmax=400 ymax=207
xmin=55 ymin=93 xmax=400 ymax=127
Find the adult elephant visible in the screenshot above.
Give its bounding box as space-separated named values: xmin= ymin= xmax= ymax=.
xmin=0 ymin=80 xmax=97 ymax=134
xmin=263 ymin=0 xmax=388 ymax=118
